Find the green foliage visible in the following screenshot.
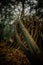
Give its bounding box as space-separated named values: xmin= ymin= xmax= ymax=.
xmin=3 ymin=24 xmax=15 ymax=39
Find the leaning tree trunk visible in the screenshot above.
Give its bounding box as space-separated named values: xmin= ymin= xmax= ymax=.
xmin=18 ymin=20 xmax=43 ymax=63
xmin=14 ymin=25 xmax=40 ymax=65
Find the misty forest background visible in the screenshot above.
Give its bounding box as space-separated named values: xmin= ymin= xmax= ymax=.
xmin=0 ymin=0 xmax=43 ymax=65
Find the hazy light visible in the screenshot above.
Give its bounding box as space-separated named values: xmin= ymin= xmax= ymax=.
xmin=25 ymin=7 xmax=30 ymax=15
